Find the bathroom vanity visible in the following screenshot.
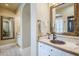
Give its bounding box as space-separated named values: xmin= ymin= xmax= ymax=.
xmin=37 ymin=3 xmax=79 ymax=56
xmin=38 ymin=35 xmax=79 ymax=56
xmin=38 ymin=42 xmax=73 ymax=56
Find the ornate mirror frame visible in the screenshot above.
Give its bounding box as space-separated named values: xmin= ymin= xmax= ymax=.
xmin=1 ymin=16 xmax=15 ymax=40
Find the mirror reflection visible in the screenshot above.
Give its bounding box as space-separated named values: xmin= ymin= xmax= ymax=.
xmin=50 ymin=3 xmax=79 ymax=36
xmin=2 ymin=16 xmax=14 ymax=39
xmin=55 ymin=4 xmax=74 ymax=33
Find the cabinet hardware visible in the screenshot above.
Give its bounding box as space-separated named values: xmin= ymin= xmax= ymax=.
xmin=40 ymin=46 xmax=42 ymax=47
xmin=51 ymin=49 xmax=52 ymax=51
xmin=48 ymin=55 xmax=50 ymax=56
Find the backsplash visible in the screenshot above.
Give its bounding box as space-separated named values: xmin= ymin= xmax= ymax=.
xmin=56 ymin=35 xmax=79 ymax=43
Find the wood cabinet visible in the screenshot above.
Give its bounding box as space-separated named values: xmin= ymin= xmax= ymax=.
xmin=74 ymin=3 xmax=79 ymax=34
xmin=38 ymin=42 xmax=74 ymax=56
xmin=0 ymin=17 xmax=2 ymax=40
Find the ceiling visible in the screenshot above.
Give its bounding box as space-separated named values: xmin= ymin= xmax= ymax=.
xmin=0 ymin=3 xmax=21 ymax=13
xmin=56 ymin=3 xmax=74 ymax=10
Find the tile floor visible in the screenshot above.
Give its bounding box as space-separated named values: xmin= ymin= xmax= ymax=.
xmin=0 ymin=44 xmax=30 ymax=56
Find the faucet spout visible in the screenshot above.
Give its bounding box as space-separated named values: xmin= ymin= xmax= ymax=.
xmin=53 ymin=33 xmax=56 ymax=40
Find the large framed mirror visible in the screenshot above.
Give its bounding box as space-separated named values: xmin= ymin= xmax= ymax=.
xmin=1 ymin=16 xmax=15 ymax=40
xmin=50 ymin=3 xmax=79 ymax=36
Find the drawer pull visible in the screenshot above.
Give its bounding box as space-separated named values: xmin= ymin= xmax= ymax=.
xmin=40 ymin=46 xmax=42 ymax=47
xmin=51 ymin=49 xmax=52 ymax=51
xmin=48 ymin=55 xmax=50 ymax=56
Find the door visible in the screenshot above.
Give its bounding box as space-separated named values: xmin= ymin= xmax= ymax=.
xmin=67 ymin=16 xmax=74 ymax=32
xmin=55 ymin=16 xmax=64 ymax=33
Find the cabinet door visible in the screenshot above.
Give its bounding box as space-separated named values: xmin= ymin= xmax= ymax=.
xmin=38 ymin=42 xmax=51 ymax=56
xmin=50 ymin=46 xmax=74 ymax=56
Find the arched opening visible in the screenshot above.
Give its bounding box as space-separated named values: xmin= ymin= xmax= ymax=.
xmin=16 ymin=3 xmax=37 ymax=56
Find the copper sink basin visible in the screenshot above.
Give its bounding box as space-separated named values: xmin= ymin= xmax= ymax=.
xmin=50 ymin=40 xmax=65 ymax=45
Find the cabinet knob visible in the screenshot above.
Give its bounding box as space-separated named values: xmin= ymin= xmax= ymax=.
xmin=40 ymin=46 xmax=42 ymax=47
xmin=51 ymin=49 xmax=52 ymax=51
xmin=48 ymin=55 xmax=50 ymax=56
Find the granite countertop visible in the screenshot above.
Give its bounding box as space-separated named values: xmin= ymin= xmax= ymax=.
xmin=38 ymin=37 xmax=79 ymax=56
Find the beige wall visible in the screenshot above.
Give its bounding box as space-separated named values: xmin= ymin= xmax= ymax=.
xmin=56 ymin=4 xmax=74 ymax=16
xmin=15 ymin=9 xmax=21 ymax=35
xmin=0 ymin=8 xmax=15 ymax=17
xmin=36 ymin=3 xmax=50 ymax=36
xmin=0 ymin=7 xmax=16 ymax=46
xmin=15 ymin=4 xmax=23 ymax=48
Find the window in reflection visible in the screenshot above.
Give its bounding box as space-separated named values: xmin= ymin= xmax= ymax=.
xmin=55 ymin=16 xmax=64 ymax=33
xmin=1 ymin=16 xmax=14 ymax=40
xmin=67 ymin=16 xmax=74 ymax=32
xmin=3 ymin=19 xmax=10 ymax=37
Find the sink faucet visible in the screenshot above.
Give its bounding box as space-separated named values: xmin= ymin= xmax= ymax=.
xmin=47 ymin=33 xmax=56 ymax=40
xmin=47 ymin=33 xmax=51 ymax=39
xmin=53 ymin=33 xmax=56 ymax=40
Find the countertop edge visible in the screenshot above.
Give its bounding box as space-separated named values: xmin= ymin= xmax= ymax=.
xmin=38 ymin=40 xmax=79 ymax=56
